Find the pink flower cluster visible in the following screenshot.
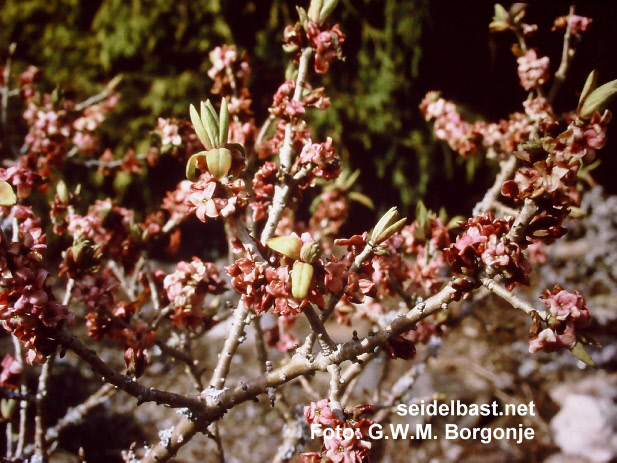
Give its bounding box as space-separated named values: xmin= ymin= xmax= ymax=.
xmin=163 ymin=257 xmax=226 ymax=330
xmin=72 ymin=272 xmax=155 ymax=377
xmin=156 ymin=117 xmax=182 ymax=147
xmin=502 ymin=111 xmax=611 ymax=212
xmin=251 ymin=161 xmax=278 ymax=222
xmin=72 ymin=93 xmax=120 ymax=154
xmin=553 ymin=14 xmax=592 ymax=36
xmin=283 ymin=21 xmax=345 ymax=75
xmin=298 ymin=137 xmax=341 ymax=181
xmin=270 ymin=80 xmax=305 ymax=119
xmin=303 ymin=399 xmax=373 ymax=463
xmin=0 ymin=164 xmax=43 ymax=199
xmin=187 ymin=172 xmax=248 ymax=222
xmin=208 ymin=45 xmax=251 ymax=96
xmin=445 ymin=213 xmax=531 ymax=296
xmin=517 ymin=50 xmax=550 ymax=91
xmin=0 ymin=206 xmax=73 ymax=364
xmin=529 ymin=286 xmax=590 ymax=353
xmin=65 ymin=199 xmax=139 ymax=271
xmin=420 ymin=92 xmax=536 ymax=159
xmin=306 ymin=22 xmax=346 ymax=74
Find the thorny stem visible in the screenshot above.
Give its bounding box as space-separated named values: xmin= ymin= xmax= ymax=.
xmin=548 ymin=5 xmax=577 ymax=104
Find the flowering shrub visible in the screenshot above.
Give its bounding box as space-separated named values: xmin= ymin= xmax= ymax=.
xmin=0 ymin=2 xmax=613 ymax=462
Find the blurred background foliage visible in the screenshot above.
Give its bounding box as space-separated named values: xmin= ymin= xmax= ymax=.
xmin=2 ymin=0 xmax=617 ymax=219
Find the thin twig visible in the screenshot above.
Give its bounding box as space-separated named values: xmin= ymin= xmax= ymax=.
xmin=472 ymin=155 xmax=518 ymax=217
xmin=261 ymin=46 xmax=314 ymax=242
xmin=480 ymin=275 xmax=547 ymax=319
xmin=56 ymin=328 xmax=206 ymax=412
xmin=34 ymin=355 xmax=55 ymax=463
xmin=548 ymin=5 xmax=577 ymax=104
xmin=73 ymin=75 xmax=122 ymax=112
xmin=13 ymin=337 xmax=27 ymax=460
xmin=141 ymin=283 xmax=458 ymax=463
xmin=45 ymin=384 xmax=116 ymax=452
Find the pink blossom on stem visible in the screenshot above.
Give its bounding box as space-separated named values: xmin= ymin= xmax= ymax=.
xmin=517 ymin=50 xmax=550 ymax=91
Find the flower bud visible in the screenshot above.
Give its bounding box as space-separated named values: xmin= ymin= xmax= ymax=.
xmin=1 ymin=398 xmax=17 ymax=420
xmin=369 ymin=207 xmax=406 ymax=246
xmin=0 ymin=181 xmax=16 ymax=207
xmin=266 ymin=236 xmax=302 ymax=261
xmin=291 ymin=261 xmax=314 ymax=299
xmin=300 ymin=240 xmax=320 ymax=263
xmin=56 ymin=180 xmax=69 ymax=204
xmin=206 ymin=148 xmax=232 ymax=180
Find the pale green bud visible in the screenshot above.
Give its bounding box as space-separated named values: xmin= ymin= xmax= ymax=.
xmin=300 ymin=240 xmax=320 ymax=264
xmin=0 ymin=181 xmax=16 ymax=207
xmin=369 ymin=207 xmax=406 ymax=246
xmin=291 ymin=261 xmax=314 ymax=299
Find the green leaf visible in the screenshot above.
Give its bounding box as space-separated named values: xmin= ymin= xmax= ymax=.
xmin=219 ymin=97 xmax=230 ymax=146
xmin=493 ymin=4 xmax=509 ymax=22
xmin=189 ymin=104 xmax=212 ymax=150
xmin=570 ymin=342 xmax=596 ymax=367
xmin=200 ymin=101 xmax=220 ymax=147
xmin=186 ymin=151 xmax=208 ymax=181
xmin=578 ymin=78 xmax=617 ymax=119
xmin=347 ymin=191 xmax=374 ymax=210
xmin=319 ymin=0 xmax=339 ymax=23
xmin=578 ymin=70 xmax=598 ymax=113
xmin=0 ymin=181 xmax=16 ymax=207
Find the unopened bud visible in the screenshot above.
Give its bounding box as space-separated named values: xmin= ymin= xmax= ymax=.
xmin=369 ymin=207 xmax=406 ymax=246
xmin=291 ymin=261 xmax=314 ymax=299
xmin=0 ymin=181 xmax=16 ymax=207
xmin=1 ymin=398 xmax=17 ymax=420
xmin=56 ymin=180 xmax=69 ymax=204
xmin=300 ymin=240 xmax=320 ymax=263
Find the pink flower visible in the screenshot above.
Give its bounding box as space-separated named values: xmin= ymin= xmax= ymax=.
xmin=0 ymin=355 xmax=23 ymax=390
xmin=540 ymin=286 xmax=589 ymax=325
xmin=304 ymin=399 xmax=338 ymax=432
xmin=517 ymin=50 xmax=550 ymax=91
